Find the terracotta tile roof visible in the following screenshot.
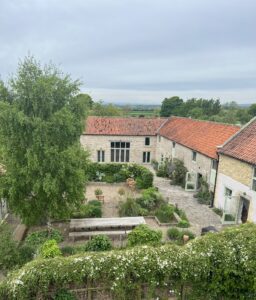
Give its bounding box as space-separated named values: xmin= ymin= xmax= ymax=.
xmin=158 ymin=117 xmax=240 ymax=159
xmin=84 ymin=116 xmax=168 ymax=136
xmin=218 ymin=117 xmax=256 ymax=165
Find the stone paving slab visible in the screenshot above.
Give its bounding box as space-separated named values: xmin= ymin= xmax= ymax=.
xmin=154 ymin=176 xmax=222 ymax=236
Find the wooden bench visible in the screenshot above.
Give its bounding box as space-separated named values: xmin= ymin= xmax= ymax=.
xmin=69 ymin=230 xmax=131 ymax=242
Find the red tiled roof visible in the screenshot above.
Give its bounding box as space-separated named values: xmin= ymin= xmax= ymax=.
xmin=84 ymin=116 xmax=168 ymax=136
xmin=158 ymin=117 xmax=240 ymax=159
xmin=218 ymin=117 xmax=256 ymax=165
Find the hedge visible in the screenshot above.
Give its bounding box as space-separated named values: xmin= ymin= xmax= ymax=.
xmin=1 ymin=224 xmax=256 ymax=299
xmin=87 ymin=163 xmax=153 ymax=189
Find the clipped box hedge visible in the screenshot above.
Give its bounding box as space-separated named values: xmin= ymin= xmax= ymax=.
xmin=1 ymin=224 xmax=256 ymax=300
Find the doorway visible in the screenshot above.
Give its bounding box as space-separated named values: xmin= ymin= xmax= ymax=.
xmin=240 ymin=197 xmax=250 ymax=223
xmin=197 ymin=173 xmax=203 ymax=190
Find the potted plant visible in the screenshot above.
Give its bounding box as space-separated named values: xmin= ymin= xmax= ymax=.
xmin=94 ymin=188 xmax=103 ymax=200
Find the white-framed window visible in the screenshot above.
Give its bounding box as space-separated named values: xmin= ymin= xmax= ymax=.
xmin=143 ymin=151 xmax=151 ymax=163
xmin=192 ymin=151 xmax=197 ymax=162
xmin=252 ymin=167 xmax=256 ymax=192
xmin=145 ymin=137 xmax=150 ymax=146
xmin=110 ymin=141 xmax=130 ymax=162
xmin=97 ymin=150 xmax=105 ymax=162
xmin=158 ymin=135 xmax=161 ymax=142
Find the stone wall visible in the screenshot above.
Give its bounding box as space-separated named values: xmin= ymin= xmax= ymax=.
xmin=214 ymin=154 xmax=256 ymax=223
xmin=80 ymin=134 xmax=157 ymax=165
xmin=218 ymin=154 xmax=253 ymax=187
xmin=156 ymin=135 xmax=215 ymax=188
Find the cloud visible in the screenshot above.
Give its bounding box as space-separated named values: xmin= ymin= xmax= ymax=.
xmin=0 ymin=0 xmax=256 ymax=104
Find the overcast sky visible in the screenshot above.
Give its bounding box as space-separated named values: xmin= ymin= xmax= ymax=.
xmin=1 ymin=0 xmax=256 ymax=104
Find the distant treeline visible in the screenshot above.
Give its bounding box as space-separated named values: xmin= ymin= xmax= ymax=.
xmin=160 ymin=96 xmax=256 ymax=124
xmin=75 ymin=93 xmax=256 ymax=124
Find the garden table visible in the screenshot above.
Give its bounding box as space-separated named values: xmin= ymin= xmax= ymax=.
xmin=70 ymin=216 xmax=146 ymax=231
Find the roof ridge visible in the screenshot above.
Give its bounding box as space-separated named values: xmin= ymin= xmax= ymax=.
xmin=218 ymin=116 xmax=256 ymax=150
xmin=88 ymin=115 xmax=168 ymax=120
xmin=170 ymin=115 xmax=240 ymax=127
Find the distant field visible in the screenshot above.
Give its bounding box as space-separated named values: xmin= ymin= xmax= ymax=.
xmin=125 ymin=110 xmax=159 ymax=117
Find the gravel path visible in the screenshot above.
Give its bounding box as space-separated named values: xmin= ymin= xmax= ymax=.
xmin=153 ymin=176 xmax=222 ymax=236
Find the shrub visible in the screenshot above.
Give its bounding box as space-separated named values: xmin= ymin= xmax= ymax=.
xmin=118 ymin=188 xmax=126 ymax=196
xmin=24 ymin=229 xmax=63 ymax=249
xmin=136 ymin=187 xmax=164 ymax=211
xmin=119 ymin=198 xmax=141 ymax=217
xmin=155 ymin=204 xmax=175 ymax=223
xmin=0 ymin=223 xmax=20 ymax=270
xmin=224 ymin=214 xmax=235 ymax=221
xmin=174 ymin=207 xmax=188 ymax=221
xmin=195 ymin=178 xmax=213 ymax=205
xmin=53 ymin=289 xmax=77 ymax=300
xmin=71 ymin=201 xmax=102 ymax=218
xmin=136 ymin=169 xmax=153 ymax=189
xmin=104 ymin=175 xmax=115 ymax=183
xmin=167 ymin=227 xmax=195 ymax=243
xmin=39 ymin=239 xmax=62 ymax=259
xmin=84 ymin=235 xmax=112 ymax=252
xmin=170 ymin=159 xmax=188 ymax=187
xmin=177 ymin=219 xmax=190 ymax=228
xmin=156 ymin=159 xmax=170 ymax=178
xmin=127 ymin=224 xmax=162 ymax=247
xmin=151 ymin=159 xmax=158 ymax=171
xmin=167 ymin=227 xmax=180 ymax=240
xmin=182 ymin=230 xmax=195 ymax=240
xmin=61 ymin=246 xmax=76 ymax=256
xmin=213 ymin=207 xmax=223 ymax=217
xmin=87 ymin=163 xmax=153 ymax=189
xmin=18 ymin=244 xmax=35 ymax=265
xmin=94 ymin=188 xmax=103 ymax=196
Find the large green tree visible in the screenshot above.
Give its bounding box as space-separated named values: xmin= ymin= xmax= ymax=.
xmin=248 ymin=103 xmax=256 ymax=117
xmin=160 ymin=96 xmax=184 ymax=117
xmin=0 ymin=57 xmax=89 ymax=225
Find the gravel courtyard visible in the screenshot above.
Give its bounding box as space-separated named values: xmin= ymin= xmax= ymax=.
xmin=153 ymin=176 xmax=222 ymax=235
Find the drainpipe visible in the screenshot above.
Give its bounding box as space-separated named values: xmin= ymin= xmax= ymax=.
xmin=211 ymin=153 xmax=220 ymax=208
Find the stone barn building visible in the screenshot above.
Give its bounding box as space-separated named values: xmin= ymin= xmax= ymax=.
xmin=81 ymin=116 xmax=239 ymax=192
xmin=214 ymin=117 xmax=256 ymax=224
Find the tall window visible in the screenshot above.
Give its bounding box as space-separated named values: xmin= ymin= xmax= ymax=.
xmin=145 ymin=137 xmax=150 ymax=146
xmin=143 ymin=151 xmax=151 ymax=163
xmin=111 ymin=142 xmax=130 ymax=162
xmin=212 ymin=160 xmax=218 ymax=170
xmin=192 ymin=151 xmax=197 ymax=162
xmin=252 ymin=167 xmax=256 ymax=191
xmin=172 ymin=141 xmax=176 ymax=148
xmin=97 ymin=150 xmax=105 ymax=162
xmin=158 ymin=135 xmax=161 ymax=142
